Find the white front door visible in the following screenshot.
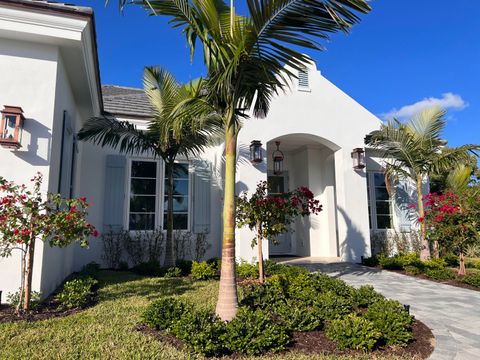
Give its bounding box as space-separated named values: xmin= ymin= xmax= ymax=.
xmin=268 ymin=174 xmax=292 ymax=255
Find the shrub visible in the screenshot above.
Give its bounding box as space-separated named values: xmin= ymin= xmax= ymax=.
xmin=79 ymin=262 xmax=100 ymax=277
xmin=423 ymin=258 xmax=448 ymax=269
xmin=424 ymin=267 xmax=455 ymax=281
xmin=118 ymin=261 xmax=129 ymax=271
xmin=362 ymin=255 xmax=379 ymax=267
xmin=191 ymin=261 xmax=217 ymax=280
xmin=313 ymin=290 xmax=353 ymax=320
xmin=311 ymin=273 xmax=355 ymax=298
xmin=175 ymin=259 xmax=193 ymax=276
xmin=352 ymin=285 xmax=384 ymax=308
xmin=264 ymin=259 xmax=281 ymax=276
xmin=237 ymin=261 xmax=259 ymax=279
xmin=142 ymin=298 xmax=189 ymax=330
xmin=404 ymin=265 xmax=424 ymax=276
xmin=462 ymin=274 xmax=480 ymax=288
xmin=443 ymin=253 xmax=459 ymax=267
xmin=326 ymin=314 xmax=381 ymax=350
xmin=398 ymin=253 xmax=422 ymax=267
xmin=206 ymin=257 xmax=221 ymax=271
xmin=56 ymin=276 xmax=98 ymax=310
xmin=164 ymin=267 xmax=182 ymax=278
xmin=271 ymin=264 xmax=309 ymax=278
xmin=273 ymin=299 xmax=323 ymax=331
xmin=240 ymin=282 xmax=286 ymax=310
xmin=378 ymin=255 xmax=404 ymax=270
xmin=7 ymin=290 xmax=42 ymax=310
xmin=222 ymin=308 xmax=291 ymax=355
xmin=132 ymin=260 xmax=162 ymax=276
xmin=365 ymin=299 xmax=413 ymax=346
xmin=169 ymin=309 xmax=227 ymax=357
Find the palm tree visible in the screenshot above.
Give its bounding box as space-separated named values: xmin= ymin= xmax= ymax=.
xmin=78 ymin=66 xmax=221 ymax=267
xmin=115 ymin=0 xmax=371 ymax=320
xmin=366 ymin=106 xmax=479 ymax=260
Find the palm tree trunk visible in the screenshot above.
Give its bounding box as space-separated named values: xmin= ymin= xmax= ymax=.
xmin=257 ymin=222 xmax=264 ymax=283
xmin=417 ymin=174 xmax=430 ymax=260
xmin=458 ymin=252 xmax=466 ymax=276
xmin=164 ymin=159 xmax=175 ymax=267
xmin=23 ymin=236 xmax=35 ymax=311
xmin=215 ymin=124 xmax=238 ymax=321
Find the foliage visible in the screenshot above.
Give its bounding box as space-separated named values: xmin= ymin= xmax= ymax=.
xmin=191 ymin=261 xmax=217 ymax=280
xmin=352 ymin=285 xmax=385 ymax=308
xmin=175 ymin=259 xmax=193 ymax=276
xmin=56 ymin=276 xmax=98 ymax=310
xmin=365 ymin=299 xmax=413 ymax=346
xmin=237 ymin=260 xmax=259 ymax=279
xmin=0 ymin=173 xmax=97 ymax=311
xmin=7 ymin=290 xmax=42 ymax=310
xmin=79 ymin=262 xmax=101 ymax=278
xmin=404 ymin=265 xmax=423 ymax=276
xmin=326 ymin=314 xmax=381 ymax=350
xmin=193 ymin=231 xmax=210 ymax=261
xmin=314 ymin=291 xmax=354 ymax=320
xmin=423 ymin=258 xmax=448 ymax=269
xmin=377 ymin=253 xmax=422 ymax=270
xmin=131 ymin=260 xmax=163 ymax=277
xmin=142 ymin=297 xmax=190 ymax=330
xmin=423 ymin=267 xmax=455 ymax=281
xmin=461 ymin=274 xmax=480 ymax=288
xmin=362 ymin=255 xmax=379 ymax=267
xmin=222 ymin=308 xmax=291 ymax=355
xmin=273 ymin=299 xmax=323 ymax=332
xmin=122 ymin=229 xmax=164 ymax=267
xmin=164 ymin=267 xmax=182 ymax=278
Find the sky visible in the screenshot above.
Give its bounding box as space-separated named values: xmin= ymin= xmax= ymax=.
xmin=75 ymin=0 xmax=480 ymax=148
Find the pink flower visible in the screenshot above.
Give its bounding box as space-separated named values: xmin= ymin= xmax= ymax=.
xmin=408 ymin=203 xmax=416 ymax=209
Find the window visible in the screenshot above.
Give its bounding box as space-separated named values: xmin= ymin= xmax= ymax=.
xmin=367 ymin=172 xmax=393 ymax=229
xmin=164 ymin=163 xmax=190 ymax=230
xmin=129 ymin=161 xmax=157 ymax=230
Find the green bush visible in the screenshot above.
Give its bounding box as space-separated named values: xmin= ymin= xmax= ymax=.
xmin=142 ymin=298 xmax=189 ymax=330
xmin=237 ymin=261 xmax=259 ymax=279
xmin=443 ymin=253 xmax=459 ymax=267
xmin=424 ymin=267 xmax=455 ymax=281
xmin=365 ymin=299 xmax=413 ymax=346
xmin=311 ymin=273 xmax=355 ymax=298
xmin=56 ymin=276 xmax=98 ymax=310
xmin=7 ymin=290 xmax=42 ymax=310
xmin=462 ymin=274 xmax=480 ymax=288
xmin=164 ymin=266 xmax=182 ymax=278
xmin=79 ymin=261 xmax=101 ymax=277
xmin=222 ymin=308 xmax=291 ymax=355
xmin=352 ymin=285 xmax=384 ymax=308
xmin=398 ymin=253 xmax=422 ymax=267
xmin=326 ymin=314 xmax=381 ymax=350
xmin=175 ymin=259 xmax=192 ymax=276
xmin=191 ymin=261 xmax=217 ymax=280
xmin=206 ymin=257 xmax=221 ymax=271
xmin=362 ymin=255 xmax=379 ymax=267
xmin=264 ymin=259 xmax=281 ymax=276
xmin=287 ymin=272 xmax=319 ymax=304
xmin=240 ymin=281 xmax=287 ymax=310
xmin=132 ymin=260 xmax=162 ymax=276
xmin=404 ymin=265 xmax=424 ymax=275
xmin=271 ymin=264 xmax=309 ymax=278
xmin=378 ymin=255 xmax=404 ymax=270
xmin=423 ymin=258 xmax=448 ymax=269
xmin=313 ymin=290 xmax=353 ymax=320
xmin=273 ymin=299 xmax=323 ymax=332
xmin=118 ymin=261 xmax=129 ymax=271
xmin=169 ymin=309 xmax=227 ymax=357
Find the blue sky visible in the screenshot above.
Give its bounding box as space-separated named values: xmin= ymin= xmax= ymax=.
xmin=76 ymin=0 xmax=479 ymax=147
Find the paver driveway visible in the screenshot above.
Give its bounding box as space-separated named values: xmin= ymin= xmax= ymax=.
xmin=279 ymin=258 xmax=480 ymax=360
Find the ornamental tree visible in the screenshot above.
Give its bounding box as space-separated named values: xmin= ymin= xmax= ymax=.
xmin=0 ymin=173 xmax=98 ymax=312
xmin=422 ymin=189 xmax=480 ymax=275
xmin=236 ymin=181 xmax=322 ymax=282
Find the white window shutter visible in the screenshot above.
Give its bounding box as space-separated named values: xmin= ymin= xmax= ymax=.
xmin=103 ymin=155 xmax=127 ymax=232
xmin=192 ymin=160 xmax=211 ymax=234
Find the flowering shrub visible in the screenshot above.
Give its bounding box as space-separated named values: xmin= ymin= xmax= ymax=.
xmin=421 ymin=190 xmax=480 ymax=275
xmin=236 ymin=181 xmax=322 ymax=281
xmin=0 ymin=173 xmax=98 ymax=311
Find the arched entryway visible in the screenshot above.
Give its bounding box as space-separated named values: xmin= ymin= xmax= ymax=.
xmin=266 ymin=133 xmax=340 ymax=258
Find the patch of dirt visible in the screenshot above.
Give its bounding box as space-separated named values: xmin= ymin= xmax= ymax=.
xmin=136 ymin=319 xmax=435 ymax=359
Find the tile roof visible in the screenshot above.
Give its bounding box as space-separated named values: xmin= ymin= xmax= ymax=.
xmin=0 ymin=0 xmax=93 ymax=16
xmin=102 ymin=85 xmax=153 ymax=118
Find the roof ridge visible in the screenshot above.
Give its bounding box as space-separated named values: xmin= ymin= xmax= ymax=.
xmin=102 ymin=84 xmax=143 ymax=91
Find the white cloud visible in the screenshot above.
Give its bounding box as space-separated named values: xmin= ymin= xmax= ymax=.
xmin=380 ymin=93 xmax=468 ymax=121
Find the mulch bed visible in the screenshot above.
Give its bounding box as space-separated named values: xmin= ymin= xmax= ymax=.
xmin=0 ymin=294 xmax=98 ymax=324
xmin=135 ymin=319 xmax=435 ymax=359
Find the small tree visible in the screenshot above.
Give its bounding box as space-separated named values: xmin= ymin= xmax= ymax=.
xmin=0 ymin=173 xmax=98 ymax=312
xmin=236 ymin=181 xmax=322 ymax=282
xmin=422 ymin=189 xmax=480 ymax=275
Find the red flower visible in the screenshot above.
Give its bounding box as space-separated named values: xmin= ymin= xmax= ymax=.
xmin=408 ymin=203 xmax=416 ymax=209
xmin=93 ymin=229 xmax=99 ymax=237
xmin=80 ymin=197 xmax=87 ymax=202
xmin=13 ymin=229 xmax=19 ymax=235
xmin=418 ymin=216 xmax=425 ymax=223
xmin=69 ymin=206 xmax=77 ymax=213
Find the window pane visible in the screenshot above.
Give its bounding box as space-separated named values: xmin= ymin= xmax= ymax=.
xmin=377 ymin=215 xmax=392 ymax=229
xmin=164 ymin=196 xmax=189 ymax=212
xmin=131 ymin=161 xmax=156 ymax=178
xmin=164 ymin=213 xmax=188 ymax=230
xmin=375 ymin=201 xmax=391 ymax=215
xmin=374 ymin=173 xmax=386 ymax=187
xmin=164 ymin=179 xmax=188 ymax=196
xmin=130 ymin=195 xmax=156 ymax=212
xmin=131 ymin=178 xmax=156 ymax=195
xmin=375 ymin=187 xmax=390 ymax=201
xmin=173 ymin=163 xmax=189 ymax=179
xmin=129 ymin=213 xmax=155 ymax=230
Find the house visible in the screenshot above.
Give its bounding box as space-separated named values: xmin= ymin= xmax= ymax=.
xmin=0 ymin=0 xmax=418 ymax=299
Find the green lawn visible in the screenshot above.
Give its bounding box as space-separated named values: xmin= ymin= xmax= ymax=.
xmin=0 ymin=271 xmax=414 ymax=360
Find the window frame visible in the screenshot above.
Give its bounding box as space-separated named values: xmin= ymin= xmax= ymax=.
xmin=367 ymin=171 xmax=394 ymax=230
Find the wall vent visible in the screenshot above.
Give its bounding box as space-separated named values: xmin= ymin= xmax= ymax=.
xmin=298 ymin=68 xmax=310 ymax=90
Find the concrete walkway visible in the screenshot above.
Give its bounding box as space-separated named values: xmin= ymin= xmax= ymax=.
xmin=279 ymin=257 xmax=480 ymax=360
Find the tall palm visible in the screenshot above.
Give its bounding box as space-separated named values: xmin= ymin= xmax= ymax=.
xmin=78 ymin=66 xmax=221 ymax=267
xmin=366 ymin=106 xmax=479 ymax=260
xmin=118 ymin=0 xmax=371 ymax=320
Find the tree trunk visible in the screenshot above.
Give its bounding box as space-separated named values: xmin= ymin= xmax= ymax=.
xmin=215 ymin=124 xmax=238 ymax=321
xmin=432 ymin=240 xmax=439 ymax=259
xmin=458 ymin=252 xmax=466 ymax=276
xmin=417 ymin=174 xmax=431 ymax=260
xmin=257 ymin=223 xmax=264 ymax=283
xmin=164 ymin=159 xmax=175 ymax=267
xmin=23 ymin=237 xmax=35 ymax=311
xmin=16 ymin=247 xmax=27 ymax=313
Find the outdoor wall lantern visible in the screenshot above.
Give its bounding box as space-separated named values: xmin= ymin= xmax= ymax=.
xmin=351 ymin=147 xmax=365 ymax=170
xmin=272 ymin=141 xmax=284 ymax=175
xmin=0 ymin=105 xmax=25 ymax=150
xmin=250 ymin=140 xmax=263 ymax=164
